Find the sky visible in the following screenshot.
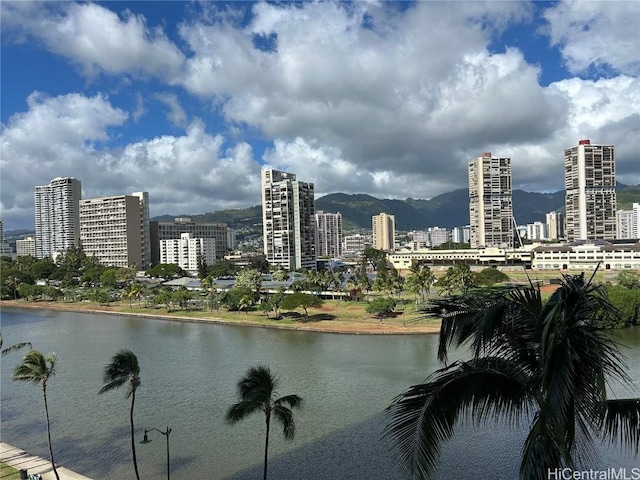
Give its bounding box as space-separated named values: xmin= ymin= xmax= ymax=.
xmin=1 ymin=0 xmax=639 ymax=231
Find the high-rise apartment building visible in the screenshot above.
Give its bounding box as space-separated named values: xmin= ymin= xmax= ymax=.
xmin=564 ymin=140 xmax=616 ymax=242
xmin=315 ymin=211 xmax=343 ymax=258
xmin=527 ymin=222 xmax=549 ymax=241
xmin=451 ymin=225 xmax=470 ymax=244
xmin=468 ymin=153 xmax=513 ymax=248
xmin=261 ymin=168 xmax=316 ymax=270
xmin=34 ymin=177 xmax=81 ymax=258
xmin=545 ymin=211 xmax=565 ymax=241
xmin=79 ymin=193 xmax=149 ymax=269
xmin=372 ymin=213 xmax=395 ymax=251
xmin=149 ymin=217 xmax=228 ymax=266
xmin=633 ymin=203 xmax=640 ymax=239
xmin=160 ymin=233 xmax=216 ymax=273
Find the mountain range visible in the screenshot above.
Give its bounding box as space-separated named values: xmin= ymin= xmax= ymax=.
xmin=153 ymin=184 xmax=639 ymax=232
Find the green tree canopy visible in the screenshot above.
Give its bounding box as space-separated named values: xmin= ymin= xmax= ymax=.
xmin=280 ymin=292 xmax=324 ymax=319
xmin=145 ymin=263 xmax=187 ymax=280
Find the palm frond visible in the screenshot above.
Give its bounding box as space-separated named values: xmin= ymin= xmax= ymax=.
xmin=1 ymin=341 xmax=32 ymax=357
xmin=99 ymin=349 xmax=140 ymax=397
xmin=226 ymin=400 xmax=262 ymax=424
xmin=272 ymin=404 xmax=296 ymax=439
xmin=385 ymin=357 xmax=533 ymax=479
xmin=520 ymin=410 xmax=571 ymax=480
xmin=11 ymin=350 xmax=56 ymax=384
xmin=274 ymin=394 xmax=303 ymax=410
xmin=598 ymin=398 xmax=640 ymax=456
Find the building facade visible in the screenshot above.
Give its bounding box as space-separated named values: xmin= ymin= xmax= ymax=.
xmin=527 ymin=222 xmax=549 ymax=241
xmin=564 ymin=140 xmax=616 ymax=242
xmin=617 ymin=210 xmax=634 ymax=240
xmin=79 ymin=193 xmax=148 ymax=268
xmin=16 ymin=236 xmax=36 ymax=257
xmin=468 ymin=153 xmax=513 ymax=248
xmin=343 ymin=234 xmax=368 ymax=254
xmin=546 ymin=211 xmax=565 ymax=241
xmin=634 ymin=203 xmax=640 ymax=239
xmin=34 ymin=177 xmax=82 ymax=258
xmin=261 ymin=169 xmax=316 ymax=270
xmin=372 ymin=212 xmax=395 ymax=251
xmin=451 ymin=225 xmax=471 ymax=244
xmin=160 ymin=233 xmax=216 ymax=273
xmin=149 ymin=218 xmax=228 ymax=266
xmin=315 ymin=211 xmax=343 ymax=258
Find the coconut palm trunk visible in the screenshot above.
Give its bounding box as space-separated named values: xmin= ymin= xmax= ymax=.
xmin=42 ymin=382 xmax=60 ymax=480
xmin=130 ymin=388 xmax=140 ymax=480
xmin=263 ymin=410 xmax=271 ymax=480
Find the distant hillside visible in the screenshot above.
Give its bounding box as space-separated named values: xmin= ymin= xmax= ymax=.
xmin=152 ymin=184 xmax=639 ymax=232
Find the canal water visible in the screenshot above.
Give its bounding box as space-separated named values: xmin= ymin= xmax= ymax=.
xmin=1 ymin=307 xmax=638 ymax=479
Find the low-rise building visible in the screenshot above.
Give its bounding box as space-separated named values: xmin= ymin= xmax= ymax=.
xmin=532 ymin=241 xmax=640 ymax=271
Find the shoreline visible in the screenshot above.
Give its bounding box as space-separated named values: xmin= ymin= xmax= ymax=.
xmin=1 ymin=300 xmax=441 ymax=335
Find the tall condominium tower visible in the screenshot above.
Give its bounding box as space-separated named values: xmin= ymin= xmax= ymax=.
xmin=564 ymin=140 xmax=616 ymax=242
xmin=546 ymin=211 xmax=565 ymax=241
xmin=261 ymin=168 xmax=316 ymax=270
xmin=79 ymin=192 xmax=149 ymax=269
xmin=468 ymin=153 xmax=514 ymax=249
xmin=372 ymin=212 xmax=395 ymax=251
xmin=315 ymin=211 xmax=343 ymax=258
xmin=34 ymin=177 xmax=82 ymax=258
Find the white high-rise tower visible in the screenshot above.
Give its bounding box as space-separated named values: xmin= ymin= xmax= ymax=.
xmin=261 ymin=169 xmax=316 ymax=270
xmin=34 ymin=177 xmax=82 ymax=258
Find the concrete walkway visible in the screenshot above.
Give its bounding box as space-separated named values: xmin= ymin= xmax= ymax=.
xmin=0 ymin=443 xmax=92 ymax=480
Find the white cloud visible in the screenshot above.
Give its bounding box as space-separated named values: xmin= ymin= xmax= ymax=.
xmin=1 ymin=1 xmax=638 ymax=230
xmin=543 ymin=0 xmax=640 ymax=75
xmin=153 ymin=93 xmax=188 ymax=128
xmin=0 ymin=93 xmax=262 ymax=229
xmin=1 ymin=2 xmax=185 ymax=79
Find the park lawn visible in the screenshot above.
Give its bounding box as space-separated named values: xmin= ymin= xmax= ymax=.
xmin=6 ymin=297 xmax=440 ymax=333
xmin=0 ymin=461 xmax=21 ymax=479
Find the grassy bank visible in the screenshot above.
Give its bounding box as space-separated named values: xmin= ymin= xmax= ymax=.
xmin=2 ymin=298 xmax=442 ymax=335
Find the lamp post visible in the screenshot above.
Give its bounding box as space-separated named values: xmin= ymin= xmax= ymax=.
xmin=140 ymin=426 xmax=172 ymax=480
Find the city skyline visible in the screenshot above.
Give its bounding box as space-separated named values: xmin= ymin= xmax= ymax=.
xmin=2 ymin=1 xmax=639 ymax=230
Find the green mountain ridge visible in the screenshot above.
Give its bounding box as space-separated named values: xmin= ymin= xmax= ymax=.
xmin=151 ymin=184 xmax=639 ymax=232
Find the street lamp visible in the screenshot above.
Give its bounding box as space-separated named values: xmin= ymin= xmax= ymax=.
xmin=140 ymin=426 xmax=172 ymax=480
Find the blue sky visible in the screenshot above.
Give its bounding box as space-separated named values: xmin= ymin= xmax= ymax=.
xmin=1 ymin=1 xmax=639 ymax=230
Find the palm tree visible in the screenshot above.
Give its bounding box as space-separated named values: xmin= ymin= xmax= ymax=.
xmin=12 ymin=350 xmax=60 ymax=480
xmin=385 ymin=273 xmax=640 ymax=480
xmin=226 ymin=365 xmax=303 ymax=480
xmin=98 ymin=350 xmax=142 ymax=480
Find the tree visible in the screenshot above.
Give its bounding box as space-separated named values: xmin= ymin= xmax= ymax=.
xmin=616 ymin=270 xmax=640 ymax=290
xmin=366 ymin=297 xmax=396 ymax=321
xmin=405 ymin=264 xmax=435 ymax=304
xmin=280 ymin=292 xmax=324 ymax=319
xmin=221 ymin=287 xmax=254 ymax=312
xmin=385 ymin=273 xmax=640 ymax=480
xmin=475 ymin=267 xmax=509 ymax=287
xmin=98 ymin=350 xmax=142 ymax=480
xmin=234 ymin=268 xmax=263 ymax=301
xmin=436 ymin=263 xmax=477 ymax=295
xmin=12 ymin=350 xmax=61 ymax=480
xmin=226 ymin=365 xmax=303 ymax=480
xmin=272 ymin=269 xmax=290 ymax=283
xmin=145 ymin=263 xmax=187 ymax=280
